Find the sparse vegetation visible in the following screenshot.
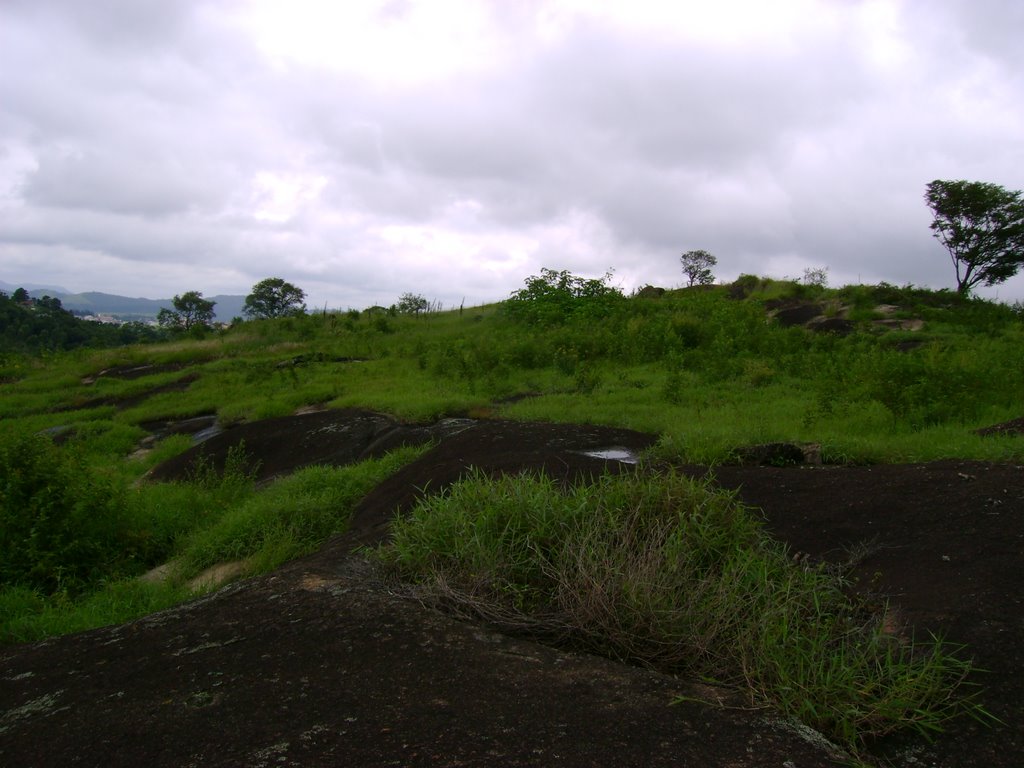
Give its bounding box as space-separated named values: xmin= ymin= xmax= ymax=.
xmin=803 ymin=266 xmax=829 ymax=287
xmin=376 ymin=469 xmax=987 ymax=750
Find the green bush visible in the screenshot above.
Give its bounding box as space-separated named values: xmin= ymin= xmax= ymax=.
xmin=504 ymin=268 xmax=624 ymax=326
xmin=852 ymin=345 xmax=992 ymax=428
xmin=0 ymin=431 xmax=131 ymax=595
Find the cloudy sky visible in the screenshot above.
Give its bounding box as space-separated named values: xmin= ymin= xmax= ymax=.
xmin=2 ymin=0 xmax=1023 ymax=309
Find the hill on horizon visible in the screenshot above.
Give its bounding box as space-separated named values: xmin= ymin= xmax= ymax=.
xmin=0 ymin=282 xmax=246 ymax=322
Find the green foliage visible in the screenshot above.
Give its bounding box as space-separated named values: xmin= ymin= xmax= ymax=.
xmin=378 ymin=470 xmax=985 ymax=750
xmin=0 ymin=431 xmax=132 ymax=595
xmin=504 ymin=268 xmax=624 ymax=326
xmin=0 ymin=291 xmax=164 ymax=354
xmin=157 ymin=291 xmax=216 ymax=331
xmin=243 ymin=277 xmax=307 ymax=319
xmin=0 ymin=435 xmax=426 ymax=642
xmin=185 ymin=441 xmax=261 ymax=490
xmin=396 ymin=292 xmax=429 ymax=315
xmin=850 ymin=345 xmax=988 ymax=428
xmin=1 ymin=579 xmax=191 ymax=644
xmin=3 ymin=277 xmax=1023 ymax=643
xmin=5 ymin=281 xmax=1022 ymax=465
xmin=727 ymin=273 xmax=763 ymax=298
xmin=178 ymin=446 xmax=424 ymax=574
xmin=925 ymin=179 xmax=1024 ymax=295
xmin=680 ymin=249 xmax=717 ymax=287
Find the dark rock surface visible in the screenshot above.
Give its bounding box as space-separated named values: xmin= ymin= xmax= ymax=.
xmin=3 ymin=411 xmax=1023 ymax=767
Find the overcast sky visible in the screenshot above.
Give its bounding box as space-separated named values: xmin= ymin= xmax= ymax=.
xmin=2 ymin=0 xmax=1023 ymax=309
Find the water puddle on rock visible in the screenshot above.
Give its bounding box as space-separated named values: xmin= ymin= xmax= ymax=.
xmin=577 ymin=447 xmax=640 ymax=464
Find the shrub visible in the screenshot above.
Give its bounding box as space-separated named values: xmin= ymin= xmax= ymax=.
xmin=504 ymin=268 xmax=624 ymax=326
xmin=728 ymin=274 xmax=762 ymax=299
xmin=0 ymin=432 xmax=131 ymax=595
xmin=852 ymin=346 xmax=987 ymax=428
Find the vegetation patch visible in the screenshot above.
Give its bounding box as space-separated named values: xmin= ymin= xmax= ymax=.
xmin=0 ymin=435 xmax=427 ymax=643
xmin=376 ymin=469 xmax=986 ymax=751
xmin=0 ymin=430 xmax=134 ymax=596
xmin=2 ymin=276 xmax=1022 ymax=665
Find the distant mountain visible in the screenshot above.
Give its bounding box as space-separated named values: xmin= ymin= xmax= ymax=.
xmin=12 ymin=288 xmax=247 ymax=322
xmin=0 ymin=280 xmax=70 ymax=295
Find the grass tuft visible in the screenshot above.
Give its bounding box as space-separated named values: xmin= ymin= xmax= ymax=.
xmin=376 ymin=469 xmax=987 ymax=750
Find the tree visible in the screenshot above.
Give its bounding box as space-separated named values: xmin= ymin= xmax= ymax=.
xmin=157 ymin=291 xmax=216 ymax=331
xmin=925 ymin=179 xmax=1024 ymax=296
xmin=802 ymin=266 xmax=829 ymax=288
xmin=36 ymin=295 xmax=64 ymax=312
xmin=680 ymin=250 xmax=717 ymax=287
xmin=396 ymin=293 xmax=429 ymax=316
xmin=244 ymin=277 xmax=307 ymax=319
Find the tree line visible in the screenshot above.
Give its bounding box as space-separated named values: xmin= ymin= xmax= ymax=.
xmin=157 ymin=277 xmax=310 ymax=331
xmin=0 ymin=291 xmax=163 ymax=354
xmin=0 ymin=275 xmax=445 ymax=355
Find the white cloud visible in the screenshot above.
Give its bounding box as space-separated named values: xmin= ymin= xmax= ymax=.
xmin=1 ymin=0 xmax=1022 ymax=308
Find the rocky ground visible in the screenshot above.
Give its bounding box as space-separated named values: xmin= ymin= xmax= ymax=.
xmin=2 ymin=409 xmax=1022 ymax=767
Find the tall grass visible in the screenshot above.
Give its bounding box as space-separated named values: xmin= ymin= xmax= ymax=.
xmin=376 ymin=469 xmax=987 ymax=750
xmin=0 ymin=441 xmax=428 ymax=643
xmin=177 ymin=444 xmax=427 ymax=574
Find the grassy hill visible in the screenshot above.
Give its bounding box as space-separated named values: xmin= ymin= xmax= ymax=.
xmin=2 ymin=273 xmax=1020 ymax=753
xmin=4 ymin=275 xmax=1022 ymax=465
xmin=1 ymin=274 xmax=1021 ymax=630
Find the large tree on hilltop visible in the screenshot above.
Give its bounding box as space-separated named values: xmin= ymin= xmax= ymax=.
xmin=244 ymin=277 xmax=307 ymax=319
xmin=680 ymin=250 xmax=717 ymax=287
xmin=925 ymin=179 xmax=1024 ymax=296
xmin=157 ymin=291 xmax=216 ymax=330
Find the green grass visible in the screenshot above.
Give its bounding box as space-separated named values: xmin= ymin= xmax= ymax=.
xmin=0 ymin=436 xmax=429 ymax=643
xmin=1 ymin=277 xmax=1020 ymax=733
xmin=177 ymin=445 xmax=427 ymax=574
xmin=375 ymin=469 xmax=988 ymax=751
xmin=0 ymin=579 xmax=193 ymax=645
xmin=6 ymin=283 xmax=1022 ymax=465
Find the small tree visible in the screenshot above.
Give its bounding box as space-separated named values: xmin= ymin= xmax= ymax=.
xmin=680 ymin=250 xmax=717 ymax=287
xmin=802 ymin=266 xmax=829 ymax=288
xmin=244 ymin=278 xmax=307 ymax=319
xmin=397 ymin=292 xmax=429 ymax=316
xmin=157 ymin=291 xmax=216 ymax=331
xmin=925 ymin=179 xmax=1024 ymax=296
